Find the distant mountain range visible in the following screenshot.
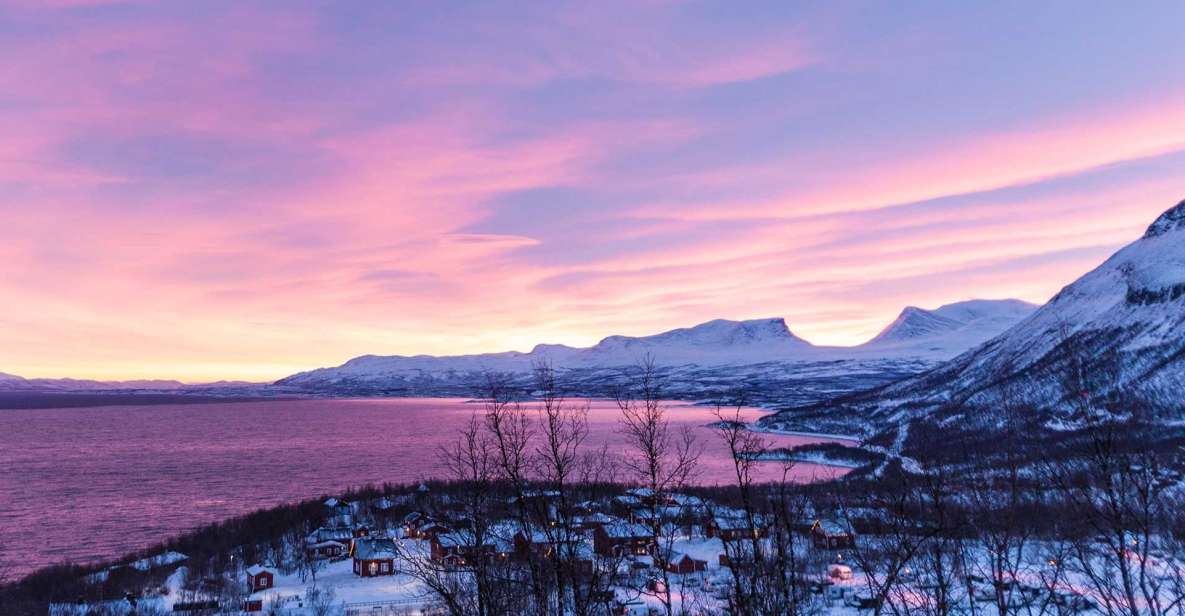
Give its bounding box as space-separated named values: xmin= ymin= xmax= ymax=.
xmin=273 ymin=299 xmax=1036 ymax=395
xmin=0 ymin=372 xmax=253 ymax=394
xmin=0 ymin=299 xmax=1036 ymax=405
xmin=760 ymin=198 xmax=1185 ymax=441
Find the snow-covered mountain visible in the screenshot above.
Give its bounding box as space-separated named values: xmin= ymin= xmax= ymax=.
xmin=762 ymin=198 xmax=1185 ymax=436
xmin=276 ymin=301 xmax=1033 ymax=398
xmin=861 ymin=299 xmax=1036 ymax=352
xmin=0 ymin=373 xmax=187 ymax=392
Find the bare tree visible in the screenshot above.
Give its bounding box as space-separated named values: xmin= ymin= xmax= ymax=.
xmin=1038 ymin=322 xmax=1185 ymax=616
xmin=403 ymin=413 xmax=516 ymax=616
xmin=479 ymin=372 xmax=553 ymax=615
xmin=305 ymin=584 xmax=338 ymax=616
xmin=837 ymin=468 xmax=939 ymax=616
xmin=712 ymin=396 xmax=770 ymax=616
xmin=292 ymin=524 xmax=325 ymax=585
xmin=615 ymin=355 xmax=701 ymax=616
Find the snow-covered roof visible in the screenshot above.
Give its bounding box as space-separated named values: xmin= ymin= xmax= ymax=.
xmin=353 ymin=538 xmax=399 ymax=560
xmin=436 ymin=530 xmax=495 ymax=548
xmin=577 ymin=512 xmax=616 ymax=524
xmin=601 ymin=522 xmax=653 ymax=539
xmin=813 ymin=519 xmax=849 ymax=535
xmin=246 ymin=565 xmax=271 ymax=577
xmin=307 ymin=526 xmax=353 ymax=543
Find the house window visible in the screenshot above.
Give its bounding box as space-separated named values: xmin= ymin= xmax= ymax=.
xmin=381 ymin=561 xmax=390 ymax=573
xmin=369 ymin=562 xmax=378 ymax=575
xmin=258 ymin=577 xmax=268 ymax=588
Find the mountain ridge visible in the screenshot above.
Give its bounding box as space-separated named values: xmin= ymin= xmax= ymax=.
xmin=276 ymin=301 xmax=1034 ymax=391
xmin=760 ymin=197 xmax=1185 ymax=440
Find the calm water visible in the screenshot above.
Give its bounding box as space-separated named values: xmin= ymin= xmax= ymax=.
xmin=0 ymin=398 xmax=850 ymax=577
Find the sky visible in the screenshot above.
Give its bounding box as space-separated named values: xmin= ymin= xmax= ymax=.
xmin=2 ymin=1 xmax=1185 ymax=382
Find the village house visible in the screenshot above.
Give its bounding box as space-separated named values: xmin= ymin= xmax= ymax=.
xmin=593 ymin=522 xmax=656 ymax=557
xmin=306 ymin=540 xmax=347 ymax=559
xmin=430 ymin=530 xmax=505 ymax=566
xmin=306 ymin=525 xmax=354 ymax=547
xmin=401 ymin=511 xmax=449 ymax=539
xmin=351 ymin=538 xmax=399 ymax=577
xmin=706 ymin=512 xmax=767 ymax=541
xmin=657 ymin=550 xmax=707 ymax=575
xmin=573 ymin=512 xmax=616 ymax=532
xmin=811 ymin=519 xmax=856 ymax=549
xmin=245 ymin=565 xmax=274 ymax=593
xmin=512 ymin=529 xmax=596 ymax=573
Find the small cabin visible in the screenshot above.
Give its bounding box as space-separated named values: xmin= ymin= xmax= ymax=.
xmin=352 ymin=538 xmax=399 ymax=577
xmin=593 ymin=522 xmax=656 ymax=557
xmin=828 ymin=563 xmax=854 ymax=581
xmin=307 ymin=525 xmax=353 ymax=546
xmin=245 ymin=565 xmax=274 ymax=593
xmin=573 ymin=512 xmax=615 ymax=532
xmin=430 ymin=532 xmax=501 ymax=566
xmin=402 ymin=512 xmax=449 ymax=539
xmin=661 ymin=551 xmax=707 ymax=575
xmin=707 ymin=513 xmax=767 ymax=541
xmin=307 ymin=540 xmax=346 ymax=559
xmin=811 ymin=520 xmax=855 ymax=549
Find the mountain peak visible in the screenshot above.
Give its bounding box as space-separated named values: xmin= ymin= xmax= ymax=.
xmin=867 ymin=307 xmax=962 ymax=345
xmin=865 ymin=299 xmax=1037 ymax=348
xmin=1143 ymin=198 xmax=1185 ymax=239
xmin=592 ymin=317 xmax=806 ymax=350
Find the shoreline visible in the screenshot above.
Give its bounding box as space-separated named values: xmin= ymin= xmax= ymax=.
xmin=747 ymin=424 xmax=863 ymax=444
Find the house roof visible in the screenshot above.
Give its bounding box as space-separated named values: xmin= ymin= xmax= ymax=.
xmin=246 ymin=565 xmax=271 ymax=577
xmin=353 ymin=538 xmax=399 ymax=560
xmin=657 ymin=549 xmax=704 ymax=565
xmin=307 ymin=526 xmax=353 ymax=543
xmin=601 ymin=522 xmax=653 ymax=539
xmin=813 ymin=519 xmax=849 ymax=535
xmin=436 ymin=530 xmax=495 ymax=548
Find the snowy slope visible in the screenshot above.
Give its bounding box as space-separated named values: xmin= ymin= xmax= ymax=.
xmin=763 ymin=198 xmax=1185 ymax=434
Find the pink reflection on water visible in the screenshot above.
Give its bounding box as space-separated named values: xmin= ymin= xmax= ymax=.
xmin=0 ymin=398 xmax=852 ymax=577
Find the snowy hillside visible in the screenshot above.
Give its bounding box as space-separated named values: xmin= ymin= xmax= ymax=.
xmin=761 ymin=198 xmax=1185 ymax=435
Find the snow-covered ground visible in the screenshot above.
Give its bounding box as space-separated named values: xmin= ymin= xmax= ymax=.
xmin=256 ymin=558 xmax=430 ymax=613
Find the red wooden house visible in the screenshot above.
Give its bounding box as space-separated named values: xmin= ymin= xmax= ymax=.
xmin=659 ymin=551 xmax=707 ymax=575
xmin=811 ymin=520 xmax=855 ymax=549
xmin=307 ymin=540 xmax=347 ymax=559
xmin=706 ymin=513 xmax=767 ymax=541
xmin=430 ymin=531 xmax=504 ymax=566
xmin=592 ymin=522 xmax=655 ymax=557
xmin=245 ymin=566 xmax=274 ymax=593
xmin=351 ymin=538 xmax=399 ymax=577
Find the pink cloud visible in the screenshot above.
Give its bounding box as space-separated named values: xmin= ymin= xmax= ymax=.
xmin=1 ymin=3 xmax=1182 ymax=380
